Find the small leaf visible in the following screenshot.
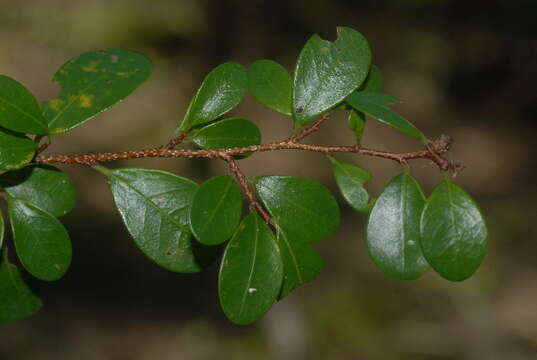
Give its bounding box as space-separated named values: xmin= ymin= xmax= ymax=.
xmin=0 ymin=208 xmax=4 ymax=249
xmin=329 ymin=157 xmax=372 ymax=213
xmin=362 ymin=64 xmax=384 ymax=92
xmin=253 ymin=176 xmax=340 ymax=243
xmin=293 ymin=27 xmax=371 ymax=125
xmin=219 ymin=213 xmax=283 ymax=325
xmin=347 ymin=109 xmax=366 ymax=142
xmin=0 ymin=165 xmax=76 ymax=217
xmin=346 ymin=91 xmax=424 ymax=140
xmin=189 ymin=175 xmax=242 ymax=246
xmin=0 ymin=75 xmax=48 ymax=135
xmin=0 ymin=128 xmax=37 ymax=171
xmin=248 ymin=60 xmax=292 ymax=115
xmin=276 ymin=228 xmax=324 ymax=298
xmin=367 ymin=173 xmax=429 ymax=280
xmin=43 ymin=49 xmax=153 ymax=134
xmin=8 ymin=198 xmax=71 ymax=281
xmin=420 ymin=179 xmax=488 ymax=281
xmin=179 ymin=62 xmax=248 ymax=132
xmin=192 ymin=117 xmax=261 ymax=156
xmin=0 ymin=251 xmax=43 ymax=323
xmin=96 ymin=167 xmax=218 ymax=273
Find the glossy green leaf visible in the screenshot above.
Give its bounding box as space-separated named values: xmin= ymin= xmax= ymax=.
xmin=248 ymin=60 xmax=292 ymax=115
xmin=0 ymin=165 xmax=76 ymax=217
xmin=179 ymin=62 xmax=248 ymax=132
xmin=0 ymin=75 xmax=48 ymax=135
xmin=192 ymin=117 xmax=261 ymax=155
xmin=346 ymin=91 xmax=424 ymax=140
xmin=347 ymin=109 xmax=366 ymax=142
xmin=329 ymin=157 xmax=372 ymax=214
xmin=219 ymin=213 xmax=283 ymax=325
xmin=293 ymin=27 xmax=371 ymax=125
xmin=420 ymin=179 xmax=488 ymax=281
xmin=96 ymin=167 xmax=218 ymax=273
xmin=253 ymin=175 xmax=340 ymax=243
xmin=8 ymin=198 xmax=71 ymax=281
xmin=0 ymin=129 xmax=37 ymax=171
xmin=0 ymin=251 xmax=43 ymax=323
xmin=189 ymin=175 xmax=242 ymax=246
xmin=276 ymin=228 xmax=324 ymax=298
xmin=367 ymin=173 xmax=429 ymax=280
xmin=362 ymin=64 xmax=384 ymax=92
xmin=43 ymin=49 xmax=152 ymax=134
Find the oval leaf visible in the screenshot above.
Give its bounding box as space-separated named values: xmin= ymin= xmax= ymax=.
xmin=192 ymin=117 xmax=261 ymax=154
xmin=189 ymin=175 xmax=242 ymax=246
xmin=0 ymin=75 xmax=48 ymax=135
xmin=179 ymin=62 xmax=248 ymax=132
xmin=96 ymin=167 xmax=218 ymax=273
xmin=420 ymin=179 xmax=488 ymax=281
xmin=253 ymin=175 xmax=340 ymax=243
xmin=0 ymin=165 xmax=76 ymax=217
xmin=293 ymin=27 xmax=371 ymax=125
xmin=248 ymin=60 xmax=292 ymax=115
xmin=347 ymin=109 xmax=366 ymax=142
xmin=43 ymin=49 xmax=153 ymax=134
xmin=329 ymin=157 xmax=372 ymax=213
xmin=367 ymin=173 xmax=429 ymax=280
xmin=0 ymin=129 xmax=37 ymax=171
xmin=0 ymin=252 xmax=43 ymax=323
xmin=8 ymin=198 xmax=72 ymax=281
xmin=346 ymin=91 xmax=425 ymax=140
xmin=219 ymin=213 xmax=283 ymax=325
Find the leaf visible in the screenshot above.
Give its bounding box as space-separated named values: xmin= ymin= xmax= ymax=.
xmin=253 ymin=176 xmax=340 ymax=244
xmin=0 ymin=165 xmax=76 ymax=217
xmin=192 ymin=117 xmax=261 ymax=157
xmin=366 ymin=172 xmax=429 ymax=280
xmin=179 ymin=62 xmax=248 ymax=132
xmin=96 ymin=167 xmax=218 ymax=273
xmin=42 ymin=49 xmax=153 ymax=134
xmin=346 ymin=91 xmax=425 ymax=140
xmin=8 ymin=198 xmax=71 ymax=281
xmin=276 ymin=228 xmax=324 ymax=298
xmin=0 ymin=75 xmax=48 ymax=135
xmin=219 ymin=213 xmax=283 ymax=325
xmin=0 ymin=128 xmax=37 ymax=171
xmin=347 ymin=109 xmax=366 ymax=142
xmin=420 ymin=179 xmax=488 ymax=281
xmin=189 ymin=175 xmax=242 ymax=246
xmin=248 ymin=60 xmax=292 ymax=115
xmin=362 ymin=64 xmax=384 ymax=92
xmin=0 ymin=208 xmax=3 ymax=249
xmin=0 ymin=251 xmax=43 ymax=323
xmin=329 ymin=157 xmax=372 ymax=214
xmin=293 ymin=27 xmax=371 ymax=125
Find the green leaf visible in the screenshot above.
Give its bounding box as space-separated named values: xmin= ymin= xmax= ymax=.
xmin=0 ymin=75 xmax=48 ymax=135
xmin=0 ymin=128 xmax=37 ymax=171
xmin=420 ymin=179 xmax=488 ymax=281
xmin=96 ymin=167 xmax=218 ymax=273
xmin=8 ymin=198 xmax=71 ymax=281
xmin=293 ymin=27 xmax=371 ymax=125
xmin=219 ymin=213 xmax=283 ymax=325
xmin=189 ymin=175 xmax=242 ymax=246
xmin=248 ymin=60 xmax=292 ymax=115
xmin=346 ymin=91 xmax=425 ymax=140
xmin=43 ymin=49 xmax=153 ymax=134
xmin=347 ymin=109 xmax=366 ymax=142
xmin=0 ymin=208 xmax=4 ymax=249
xmin=328 ymin=157 xmax=372 ymax=214
xmin=0 ymin=251 xmax=43 ymax=323
xmin=253 ymin=175 xmax=340 ymax=244
xmin=192 ymin=117 xmax=261 ymax=157
xmin=179 ymin=62 xmax=248 ymax=132
xmin=0 ymin=165 xmax=76 ymax=217
xmin=362 ymin=64 xmax=384 ymax=92
xmin=367 ymin=173 xmax=429 ymax=280
xmin=276 ymin=228 xmax=324 ymax=298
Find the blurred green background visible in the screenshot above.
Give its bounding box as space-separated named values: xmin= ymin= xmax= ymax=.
xmin=1 ymin=0 xmax=536 ymax=359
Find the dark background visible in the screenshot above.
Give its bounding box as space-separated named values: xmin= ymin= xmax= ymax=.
xmin=0 ymin=0 xmax=536 ymax=359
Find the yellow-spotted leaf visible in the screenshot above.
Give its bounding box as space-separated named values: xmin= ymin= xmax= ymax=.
xmin=0 ymin=129 xmax=37 ymax=171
